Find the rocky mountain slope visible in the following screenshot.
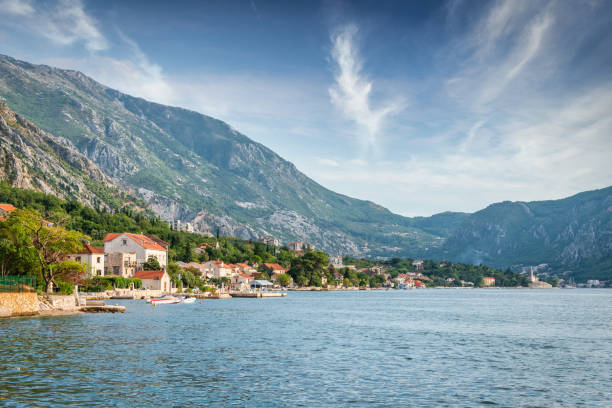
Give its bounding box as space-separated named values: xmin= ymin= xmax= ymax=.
xmin=0 ymin=54 xmax=458 ymax=257
xmin=1 ymin=54 xmax=609 ymax=278
xmin=0 ymin=101 xmax=123 ymax=209
xmin=439 ymin=186 xmax=612 ymax=279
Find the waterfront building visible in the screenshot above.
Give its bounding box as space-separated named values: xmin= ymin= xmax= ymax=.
xmin=104 ymin=233 xmax=168 ymax=271
xmin=66 ymin=244 xmax=105 ymax=277
xmin=201 ymin=260 xmax=233 ymax=278
xmin=133 ymin=270 xmax=172 ymax=292
xmin=483 ymin=276 xmax=496 ymax=287
xmin=412 ymin=260 xmax=424 ymax=271
xmin=104 ymin=252 xmax=137 ymax=278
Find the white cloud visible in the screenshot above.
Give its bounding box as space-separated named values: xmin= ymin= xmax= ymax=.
xmin=328 ymin=24 xmax=401 ymax=151
xmin=0 ymin=0 xmax=34 ymax=16
xmin=0 ymin=0 xmax=107 ymax=51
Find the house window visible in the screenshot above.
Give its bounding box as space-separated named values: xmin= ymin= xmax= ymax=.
xmin=96 ymin=269 xmax=102 ymax=276
xmin=113 ymin=266 xmax=120 ymax=275
xmin=122 ymin=239 xmax=127 ymax=246
xmin=76 ymin=256 xmax=81 ymax=262
xmin=97 ymin=257 xmax=101 ymax=263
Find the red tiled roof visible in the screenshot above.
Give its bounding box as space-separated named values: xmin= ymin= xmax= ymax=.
xmin=104 ymin=233 xmax=166 ymax=251
xmin=263 ymin=263 xmax=286 ymax=271
xmin=240 ymin=273 xmax=251 ymax=279
xmin=0 ymin=216 xmax=5 ymax=222
xmin=77 ymin=244 xmax=104 ymax=254
xmin=0 ymin=204 xmax=17 ymax=213
xmin=134 ymin=270 xmax=166 ymax=280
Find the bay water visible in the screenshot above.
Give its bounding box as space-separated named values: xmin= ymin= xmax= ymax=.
xmin=1 ymin=289 xmax=611 ymax=407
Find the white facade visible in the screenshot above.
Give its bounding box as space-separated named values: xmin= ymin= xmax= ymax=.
xmin=201 ymin=261 xmax=232 ymax=278
xmin=104 ymin=233 xmax=167 ymax=270
xmin=66 ymin=245 xmax=105 ymax=277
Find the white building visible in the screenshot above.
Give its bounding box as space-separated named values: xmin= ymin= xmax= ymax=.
xmin=329 ymin=256 xmax=343 ymax=267
xmin=133 ymin=270 xmax=172 ymax=292
xmin=66 ymin=244 xmax=105 ymax=277
xmin=258 ymin=237 xmax=280 ymax=247
xmin=105 ymin=252 xmax=137 ymax=278
xmin=201 ymin=261 xmax=233 ymax=278
xmin=104 ymin=233 xmax=168 ymax=270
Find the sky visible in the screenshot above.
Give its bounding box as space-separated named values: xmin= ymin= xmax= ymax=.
xmin=0 ymin=0 xmax=611 ymax=216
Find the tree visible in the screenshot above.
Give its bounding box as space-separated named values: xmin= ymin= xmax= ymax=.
xmin=256 ymin=271 xmax=270 ymax=281
xmin=5 ymin=209 xmax=89 ymax=293
xmin=143 ymin=256 xmax=161 ymax=270
xmin=275 ymin=273 xmax=292 ymax=287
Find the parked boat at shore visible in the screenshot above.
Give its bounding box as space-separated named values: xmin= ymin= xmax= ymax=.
xmin=150 ymin=296 xmax=181 ymax=305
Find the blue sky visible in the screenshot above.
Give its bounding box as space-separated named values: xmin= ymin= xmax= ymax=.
xmin=1 ymin=0 xmax=611 ymax=216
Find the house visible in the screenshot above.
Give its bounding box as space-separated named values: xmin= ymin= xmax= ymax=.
xmin=288 ymin=241 xmax=314 ymax=251
xmin=231 ymin=273 xmax=252 ymax=287
xmin=262 ymin=263 xmax=288 ymax=275
xmin=201 ymin=260 xmax=233 ymax=278
xmin=0 ymin=203 xmax=17 ymax=219
xmin=414 ymin=280 xmax=426 ymax=288
xmin=258 ymin=236 xmax=280 ymax=247
xmin=236 ymin=263 xmax=257 ymax=275
xmin=104 ymin=233 xmax=168 ymax=270
xmin=66 ymin=244 xmax=105 ymax=277
xmin=104 ymin=252 xmax=137 ymax=278
xmin=134 ymin=270 xmax=172 ymax=292
xmin=370 ymin=266 xmax=384 ymax=275
xmin=194 ymin=242 xmax=220 ymax=254
xmin=329 ymin=256 xmax=343 ymax=268
xmin=482 ymin=277 xmax=495 ymax=287
xmin=412 ymin=260 xmax=424 ymax=271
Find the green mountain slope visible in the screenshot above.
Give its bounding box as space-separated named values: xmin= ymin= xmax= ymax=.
xmin=439 ymin=186 xmax=612 ymax=279
xmin=0 ymin=101 xmax=125 ymax=209
xmin=0 ymin=54 xmax=457 ymax=257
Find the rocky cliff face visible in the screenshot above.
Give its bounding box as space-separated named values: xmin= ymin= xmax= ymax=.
xmin=0 ymin=101 xmax=121 ymax=208
xmin=438 ymin=187 xmax=612 ymax=278
xmin=0 ymin=54 xmax=449 ymax=257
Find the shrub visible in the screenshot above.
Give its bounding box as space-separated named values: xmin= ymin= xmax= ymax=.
xmin=56 ymin=280 xmax=74 ymax=295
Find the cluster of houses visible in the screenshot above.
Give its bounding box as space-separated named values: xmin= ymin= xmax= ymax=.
xmin=176 ymin=256 xmax=289 ymax=291
xmin=67 ymin=233 xmax=172 ymax=292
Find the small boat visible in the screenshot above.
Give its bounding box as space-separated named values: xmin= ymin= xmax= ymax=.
xmin=182 ymin=297 xmax=196 ymax=304
xmin=150 ymin=296 xmax=181 ymax=305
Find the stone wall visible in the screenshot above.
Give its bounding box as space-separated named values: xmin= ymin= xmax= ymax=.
xmin=0 ymin=292 xmax=39 ymax=317
xmin=47 ymin=295 xmax=78 ymax=311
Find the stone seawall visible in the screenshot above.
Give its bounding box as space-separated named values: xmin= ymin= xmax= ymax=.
xmin=0 ymin=292 xmax=39 ymax=317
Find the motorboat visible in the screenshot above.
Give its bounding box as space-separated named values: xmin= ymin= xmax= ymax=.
xmin=150 ymin=296 xmax=181 ymax=305
xmin=182 ymin=297 xmax=196 ymax=304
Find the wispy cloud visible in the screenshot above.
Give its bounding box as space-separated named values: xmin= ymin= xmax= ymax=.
xmin=328 ymin=24 xmax=401 ymax=151
xmin=0 ymin=0 xmax=108 ymax=52
xmin=0 ymin=0 xmax=34 ymax=16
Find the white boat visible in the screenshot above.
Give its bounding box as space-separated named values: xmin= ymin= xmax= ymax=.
xmin=150 ymin=296 xmax=181 ymax=305
xmin=182 ymin=297 xmax=196 ymax=304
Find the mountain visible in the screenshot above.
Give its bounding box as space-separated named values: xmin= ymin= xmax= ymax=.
xmin=0 ymin=54 xmax=461 ymax=257
xmin=1 ymin=54 xmax=609 ymax=279
xmin=439 ymin=186 xmax=612 ymax=280
xmin=0 ymin=101 xmax=125 ymax=209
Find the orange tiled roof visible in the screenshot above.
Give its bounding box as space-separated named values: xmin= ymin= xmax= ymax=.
xmin=77 ymin=244 xmax=104 ymax=254
xmin=0 ymin=204 xmax=17 ymax=213
xmin=264 ymin=263 xmax=286 ymax=271
xmin=134 ymin=270 xmax=166 ymax=280
xmin=104 ymin=233 xmax=166 ymax=251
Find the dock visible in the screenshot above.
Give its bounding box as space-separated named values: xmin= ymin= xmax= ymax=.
xmin=229 ymin=292 xmax=287 ymax=298
xmin=80 ymin=305 xmax=126 ymax=313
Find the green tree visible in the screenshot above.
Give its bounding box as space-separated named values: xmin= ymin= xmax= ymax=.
xmin=275 ymin=273 xmax=292 ymax=287
xmin=143 ymin=256 xmax=162 ymax=270
xmin=6 ymin=209 xmax=89 ymax=292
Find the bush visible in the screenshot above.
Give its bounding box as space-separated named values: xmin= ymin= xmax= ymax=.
xmin=56 ymin=280 xmax=74 ymax=295
xmin=83 ymin=277 xmax=142 ymax=292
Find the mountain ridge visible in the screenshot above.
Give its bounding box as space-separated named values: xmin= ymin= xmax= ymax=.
xmin=1 ymin=54 xmax=610 ymax=279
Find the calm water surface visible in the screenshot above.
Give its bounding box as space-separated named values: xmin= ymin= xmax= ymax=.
xmin=1 ymin=289 xmax=611 ymax=407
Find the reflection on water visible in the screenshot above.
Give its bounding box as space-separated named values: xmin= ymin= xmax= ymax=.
xmin=1 ymin=289 xmax=611 ymax=407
